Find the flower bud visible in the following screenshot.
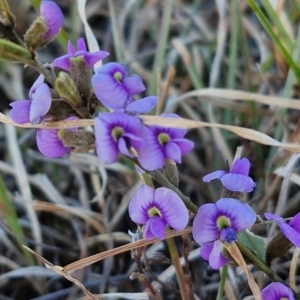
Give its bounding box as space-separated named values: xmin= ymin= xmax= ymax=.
xmin=25 ymin=0 xmax=63 ymax=49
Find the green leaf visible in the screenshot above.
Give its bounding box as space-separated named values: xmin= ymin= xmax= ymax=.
xmin=0 ymin=173 xmax=34 ymax=264
xmin=238 ymin=230 xmax=266 ymax=263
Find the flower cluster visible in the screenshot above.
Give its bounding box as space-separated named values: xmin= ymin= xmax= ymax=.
xmin=10 ymin=5 xmax=194 ymax=171
xmin=192 ymin=157 xmax=257 ymax=269
xmin=6 ymin=2 xmax=299 ymax=298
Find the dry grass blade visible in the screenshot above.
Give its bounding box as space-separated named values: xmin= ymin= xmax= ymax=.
xmin=224 ymin=243 xmax=261 ymax=300
xmin=1 ymin=114 xmax=300 ymax=152
xmin=33 ymin=201 xmax=105 ymax=234
xmin=289 ymin=247 xmax=299 ymax=290
xmin=22 ymin=246 xmax=98 ymax=300
xmin=78 ymin=292 xmax=150 ymax=300
xmin=63 ymin=227 xmax=192 ymax=273
xmin=177 ymin=88 xmax=300 ymax=110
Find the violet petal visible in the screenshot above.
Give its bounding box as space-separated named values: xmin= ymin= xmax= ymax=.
xmin=192 ymin=203 xmax=220 ymax=244
xmin=9 ymin=101 xmax=31 ymax=124
xmin=128 ymin=185 xmax=155 ymax=225
xmin=261 ymin=282 xmax=294 ymax=300
xmin=149 ymin=216 xmax=167 ymax=239
xmin=125 ymin=96 xmax=158 ymax=114
xmin=154 ymin=187 xmax=189 ymax=231
xmin=203 ymin=170 xmax=228 ymax=182
xmin=123 ymin=75 xmax=145 ymax=95
xmin=230 ymin=158 xmax=250 ymax=175
xmin=220 ymin=173 xmax=256 ymax=192
xmin=216 ymin=198 xmax=256 ymax=231
xmin=208 ymin=240 xmax=228 ymax=270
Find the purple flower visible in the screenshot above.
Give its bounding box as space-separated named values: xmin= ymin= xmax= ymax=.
xmin=129 ymin=185 xmax=189 ymax=239
xmin=92 ymin=62 xmax=145 ymax=110
xmin=95 ymin=112 xmax=145 ymax=164
xmin=192 ymin=198 xmax=256 ymax=269
xmin=137 ymin=114 xmax=194 ymax=171
xmin=265 ymin=212 xmax=300 ymax=247
xmin=40 ymin=0 xmax=64 ymax=39
xmin=53 ymin=38 xmax=109 ymax=71
xmin=36 ymin=117 xmax=78 ymax=158
xmin=261 ymin=282 xmax=294 ymax=300
xmin=203 ymin=158 xmax=256 ymax=193
xmin=10 ymin=75 xmax=51 ymax=124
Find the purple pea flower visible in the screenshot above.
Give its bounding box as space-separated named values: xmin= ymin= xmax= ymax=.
xmin=92 ymin=62 xmax=145 ymax=110
xmin=265 ymin=212 xmax=300 ymax=247
xmin=192 ymin=198 xmax=256 ymax=269
xmin=10 ymin=75 xmax=51 ymax=124
xmin=203 ymin=158 xmax=256 ymax=193
xmin=40 ymin=0 xmax=64 ymax=39
xmin=52 ymin=38 xmax=109 ymax=71
xmin=137 ymin=114 xmax=194 ymax=171
xmin=36 ymin=117 xmax=78 ymax=158
xmin=129 ymin=185 xmax=189 ymax=239
xmin=95 ymin=112 xmax=145 ymax=164
xmin=261 ymin=282 xmax=294 ymax=300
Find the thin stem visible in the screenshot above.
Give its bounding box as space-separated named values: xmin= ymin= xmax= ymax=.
xmin=216 ymin=265 xmax=228 ymax=300
xmin=31 ymin=58 xmax=56 ymax=86
xmin=236 ymin=242 xmax=285 ymax=283
xmin=166 ymin=236 xmax=190 ymax=300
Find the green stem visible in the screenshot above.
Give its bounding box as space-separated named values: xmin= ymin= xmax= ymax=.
xmin=247 ymin=0 xmax=300 ymax=85
xmin=166 ymin=236 xmax=190 ymax=300
xmin=31 ymin=58 xmax=56 ymax=86
xmin=236 ymin=242 xmax=285 ymax=283
xmin=216 ymin=265 xmax=228 ymax=300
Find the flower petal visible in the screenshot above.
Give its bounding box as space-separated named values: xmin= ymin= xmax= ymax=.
xmin=144 ymin=219 xmax=156 ymax=240
xmin=164 ymin=142 xmax=182 ymax=163
xmin=77 ymin=38 xmax=86 ymax=51
xmin=153 ymin=187 xmax=189 ymax=231
xmin=128 ymin=185 xmax=155 ymax=224
xmin=137 ymin=127 xmax=165 ymax=171
xmin=264 ymin=213 xmax=285 ymax=223
xmin=36 ymin=129 xmax=71 ymax=157
xmin=192 ymin=203 xmax=220 ymax=244
xmin=30 ymin=83 xmax=52 ymax=124
xmin=84 ymin=51 xmax=110 ymax=68
xmin=220 ymin=173 xmax=256 ymax=192
xmin=289 ymin=212 xmax=300 ymax=233
xmin=149 ymin=216 xmax=167 ymax=239
xmin=230 ymin=158 xmax=250 ymax=175
xmin=209 ymin=240 xmax=228 ymax=270
xmin=216 ymin=198 xmax=256 ymax=231
xmin=123 ymin=75 xmax=145 ymax=95
xmin=172 ymin=138 xmax=194 ymax=155
xmin=94 ymin=115 xmax=119 ymax=164
xmin=261 ymin=282 xmax=294 ymax=300
xmin=52 ymin=54 xmax=72 ymax=70
xmin=203 ymin=170 xmax=227 ymax=182
xmin=9 ymin=101 xmax=31 ymax=124
xmin=40 ymin=0 xmax=64 ymax=39
xmin=92 ymin=74 xmax=129 ymax=109
xmin=200 ymin=242 xmax=213 ymax=260
xmin=125 ymin=96 xmax=158 ymax=114
xmin=118 ymin=137 xmax=133 ymax=158
xmin=280 ymin=222 xmax=300 ymax=248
